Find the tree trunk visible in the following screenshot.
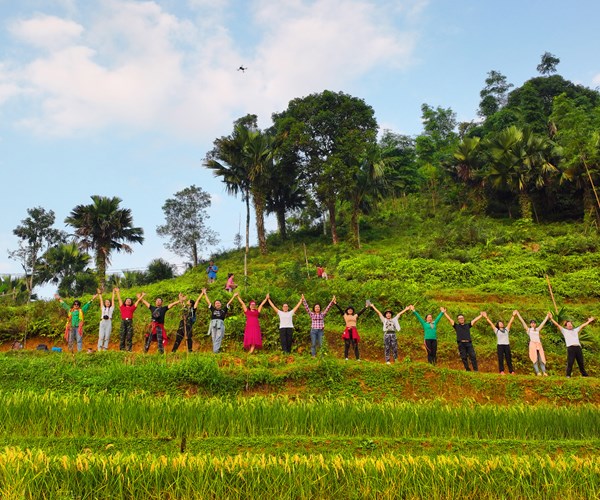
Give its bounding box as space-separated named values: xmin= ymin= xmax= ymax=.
xmin=518 ymin=192 xmax=533 ymax=221
xmin=192 ymin=243 xmax=198 ymax=267
xmin=583 ymin=183 xmax=600 ymax=228
xmin=245 ymin=189 xmax=250 ymax=255
xmin=253 ymin=192 xmax=268 ymax=255
xmin=327 ymin=200 xmax=339 ymax=245
xmin=350 ymin=201 xmax=360 ymax=249
xmin=276 ymin=207 xmax=287 ymax=240
xmin=96 ymin=252 xmax=107 ymax=289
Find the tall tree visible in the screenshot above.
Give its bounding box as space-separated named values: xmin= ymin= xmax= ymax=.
xmin=478 ymin=70 xmax=513 ymax=118
xmin=272 ymin=90 xmax=378 ymax=245
xmin=537 ymin=52 xmax=560 ymax=75
xmin=550 ymin=94 xmax=600 ymax=225
xmin=156 ymin=185 xmax=217 ymax=267
xmin=9 ymin=207 xmax=66 ymax=297
xmin=65 ymin=195 xmax=144 ymax=287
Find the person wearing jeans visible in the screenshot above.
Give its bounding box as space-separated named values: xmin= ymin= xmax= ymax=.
xmin=301 ymin=295 xmax=335 ymax=357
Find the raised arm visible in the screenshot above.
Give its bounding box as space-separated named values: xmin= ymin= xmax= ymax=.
xmin=370 ymin=303 xmax=384 ymax=319
xmin=548 ymin=312 xmax=561 ymax=329
xmin=506 ymin=311 xmax=517 ymax=330
xmin=267 ymin=296 xmax=280 ymax=314
xmin=356 ymin=305 xmax=369 ymax=317
xmin=441 ymin=307 xmax=454 ymax=326
xmin=110 ymin=289 xmax=115 ymax=308
xmin=115 ymin=287 xmax=123 ymax=307
xmin=481 ymin=311 xmax=496 ymax=331
xmin=193 ymin=291 xmax=204 ymax=309
xmin=226 ymin=293 xmax=237 ymax=308
xmin=538 ymin=313 xmax=550 ymax=332
xmin=470 ymin=312 xmax=483 ymax=326
xmin=236 ymin=294 xmax=247 ymax=312
xmin=167 ymin=296 xmax=181 ymax=309
xmin=201 ymin=288 xmax=211 ymax=307
xmin=514 ymin=310 xmax=528 ymax=330
xmin=301 ymin=294 xmax=311 ymax=315
xmin=291 ymin=298 xmax=303 ymax=314
xmin=322 ymin=296 xmax=336 ymax=317
xmin=578 ymin=317 xmax=596 ymax=330
xmin=396 ymin=306 xmax=411 ymax=319
xmin=257 ymin=294 xmax=269 ymax=313
xmin=135 ymin=292 xmax=145 ymax=307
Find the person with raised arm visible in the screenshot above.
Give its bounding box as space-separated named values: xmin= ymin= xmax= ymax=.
xmin=267 ymin=296 xmax=303 ymax=353
xmin=202 ymin=288 xmax=237 ymax=353
xmin=96 ymin=288 xmax=115 ymax=351
xmin=410 ymin=305 xmax=444 ymax=365
xmin=441 ymin=308 xmax=483 ymax=372
xmin=172 ymin=291 xmax=204 ymax=353
xmin=140 ymin=294 xmax=180 ymax=354
xmin=236 ymin=293 xmax=269 ymax=354
xmin=515 ymin=310 xmax=550 ymax=376
xmin=115 ymin=288 xmax=145 ymax=352
xmin=333 ymin=298 xmax=369 ymax=361
xmin=301 ymin=294 xmax=336 ymax=357
xmin=371 ymin=302 xmax=411 ymax=364
xmin=549 ymin=312 xmax=595 ymax=377
xmin=481 ymin=310 xmax=517 ymax=375
xmin=55 ymin=292 xmax=98 ymax=352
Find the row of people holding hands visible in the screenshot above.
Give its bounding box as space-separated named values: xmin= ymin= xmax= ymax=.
xmin=55 ymin=289 xmax=594 ymax=377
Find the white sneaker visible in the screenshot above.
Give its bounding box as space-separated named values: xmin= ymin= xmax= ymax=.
xmin=386 ymin=361 xmax=391 ymax=365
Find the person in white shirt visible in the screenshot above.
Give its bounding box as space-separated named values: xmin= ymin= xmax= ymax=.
xmin=549 ymin=313 xmax=595 ymax=377
xmin=267 ymin=296 xmax=303 ymax=353
xmin=482 ymin=310 xmax=517 ymax=375
xmin=97 ymin=288 xmax=115 ymax=351
xmin=370 ymin=302 xmax=410 ymax=364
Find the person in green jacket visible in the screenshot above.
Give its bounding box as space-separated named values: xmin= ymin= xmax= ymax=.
xmin=410 ymin=305 xmax=443 ymax=365
xmin=55 ymin=293 xmax=97 ymax=352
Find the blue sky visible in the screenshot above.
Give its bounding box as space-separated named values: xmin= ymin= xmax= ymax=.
xmin=1 ymin=0 xmax=599 ymax=296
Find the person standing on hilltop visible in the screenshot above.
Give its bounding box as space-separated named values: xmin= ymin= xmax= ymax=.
xmin=441 ymin=308 xmax=484 ymax=371
xmin=267 ymin=296 xmax=303 ymax=353
xmin=333 ymin=298 xmax=370 ymax=361
xmin=481 ymin=310 xmax=517 ymax=375
xmin=172 ymin=291 xmax=204 ymax=353
xmin=140 ymin=295 xmax=180 ymax=354
xmin=96 ymin=288 xmax=115 ymax=351
xmin=235 ymin=293 xmax=269 ymax=354
xmin=55 ymin=292 xmax=98 ymax=352
xmin=301 ymin=294 xmax=336 ymax=357
xmin=115 ymin=288 xmax=145 ymax=352
xmin=206 ymin=261 xmax=218 ymax=284
xmin=548 ymin=312 xmax=595 ymax=377
xmin=370 ymin=302 xmax=411 ymax=364
xmin=515 ymin=311 xmax=550 ymax=376
xmin=202 ymin=289 xmax=237 ymax=353
xmin=410 ymin=305 xmax=444 ymax=365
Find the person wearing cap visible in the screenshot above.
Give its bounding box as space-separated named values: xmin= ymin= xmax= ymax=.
xmin=55 ymin=292 xmax=98 ymax=352
xmin=333 ymin=298 xmax=370 ymax=361
xmin=370 ymin=303 xmax=411 ymax=364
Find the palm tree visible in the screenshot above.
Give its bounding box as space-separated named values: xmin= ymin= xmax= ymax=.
xmin=483 ymin=126 xmax=557 ymax=220
xmin=65 ymin=195 xmax=144 ymax=287
xmin=205 ymin=122 xmax=252 ymax=255
xmin=453 ymin=136 xmax=486 ymax=212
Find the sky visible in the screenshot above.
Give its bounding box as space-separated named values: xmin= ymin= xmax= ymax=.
xmin=1 ymin=0 xmax=599 ymax=296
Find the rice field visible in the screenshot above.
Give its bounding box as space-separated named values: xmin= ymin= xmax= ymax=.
xmin=2 ymin=353 xmax=600 ymax=498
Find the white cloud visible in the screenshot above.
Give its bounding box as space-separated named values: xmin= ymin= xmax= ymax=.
xmin=593 ymin=73 xmax=600 ymax=86
xmin=9 ymin=14 xmax=84 ymax=50
xmin=1 ymin=0 xmax=424 ymax=137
